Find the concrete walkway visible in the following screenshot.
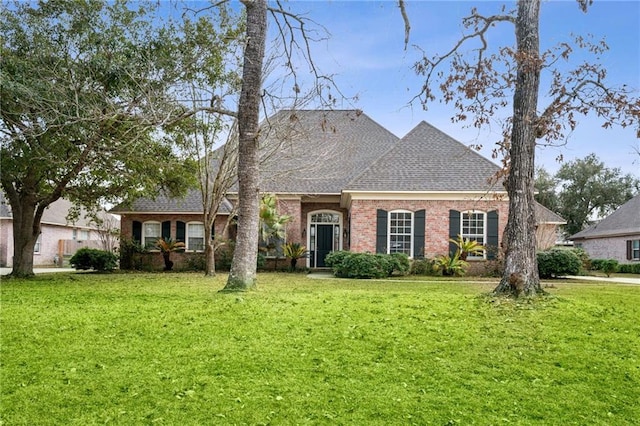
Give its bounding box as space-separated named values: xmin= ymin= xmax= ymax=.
xmin=307 ymin=271 xmax=640 ymax=285
xmin=1 ymin=267 xmax=76 ymax=276
xmin=563 ymin=275 xmax=640 ymax=285
xmin=2 ymin=268 xmax=637 ymax=285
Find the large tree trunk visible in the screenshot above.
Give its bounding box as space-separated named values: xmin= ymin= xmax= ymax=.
xmin=494 ymin=0 xmax=543 ymax=297
xmin=8 ymin=195 xmax=40 ymax=278
xmin=222 ymin=0 xmax=266 ymax=291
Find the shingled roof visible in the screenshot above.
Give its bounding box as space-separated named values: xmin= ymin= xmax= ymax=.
xmin=257 ymin=110 xmax=399 ymax=194
xmin=570 ymin=194 xmax=640 ymax=239
xmin=111 ymin=190 xmax=234 ymax=214
xmin=534 ymin=202 xmax=566 ymax=225
xmin=345 ymin=121 xmax=504 ymax=192
xmin=113 ymin=110 xmax=516 ymax=213
xmin=1 ymin=191 xmax=111 ymax=228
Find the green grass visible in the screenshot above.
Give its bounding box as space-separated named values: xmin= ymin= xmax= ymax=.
xmin=1 ymin=273 xmax=639 ymax=425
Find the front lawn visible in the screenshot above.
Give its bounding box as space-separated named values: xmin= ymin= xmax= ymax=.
xmin=1 ymin=273 xmax=638 ymax=425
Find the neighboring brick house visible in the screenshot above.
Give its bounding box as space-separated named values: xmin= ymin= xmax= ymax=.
xmin=0 ymin=193 xmax=118 ymax=267
xmin=570 ymin=194 xmax=640 ymax=264
xmin=112 ymin=110 xmax=560 ymax=270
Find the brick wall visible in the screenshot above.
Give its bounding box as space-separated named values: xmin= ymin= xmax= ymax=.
xmin=120 ymin=214 xmax=231 ymax=241
xmin=577 ymin=233 xmax=640 ymax=264
xmin=349 ymin=199 xmax=509 ymax=258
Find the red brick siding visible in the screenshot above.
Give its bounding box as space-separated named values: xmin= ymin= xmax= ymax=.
xmin=120 ymin=214 xmax=231 ymax=242
xmin=349 ymin=199 xmax=509 ymax=258
xmin=277 ymin=199 xmax=303 ymax=245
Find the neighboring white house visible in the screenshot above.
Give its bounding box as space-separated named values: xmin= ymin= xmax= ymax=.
xmin=0 ymin=193 xmax=119 ymax=267
xmin=570 ymin=194 xmax=640 ymax=263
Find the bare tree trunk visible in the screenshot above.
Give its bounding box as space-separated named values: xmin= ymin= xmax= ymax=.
xmin=204 ymin=220 xmax=216 ymax=276
xmin=494 ymin=0 xmax=543 ymax=297
xmin=223 ymin=0 xmax=267 ymax=291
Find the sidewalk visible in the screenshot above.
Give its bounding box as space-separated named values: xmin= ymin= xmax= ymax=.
xmin=564 ymin=275 xmax=640 ymax=285
xmin=1 ymin=267 xmax=76 ymax=276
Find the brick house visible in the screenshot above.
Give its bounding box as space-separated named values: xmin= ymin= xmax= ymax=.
xmin=570 ymin=194 xmax=640 ymax=264
xmin=112 ymin=110 xmax=559 ymax=270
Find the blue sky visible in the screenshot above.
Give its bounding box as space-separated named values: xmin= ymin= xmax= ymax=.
xmin=270 ymin=0 xmax=640 ymax=178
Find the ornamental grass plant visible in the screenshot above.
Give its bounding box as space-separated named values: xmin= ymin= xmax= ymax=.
xmin=1 ymin=273 xmax=638 ymax=425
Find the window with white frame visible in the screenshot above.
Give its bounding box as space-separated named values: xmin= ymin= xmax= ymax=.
xmin=389 ymin=211 xmax=413 ymax=255
xmin=187 ymin=222 xmax=205 ymax=252
xmin=34 ymin=234 xmax=42 ymax=254
xmin=631 ymin=240 xmax=640 ymax=260
xmin=143 ymin=221 xmax=161 ymax=249
xmin=461 ymin=211 xmax=486 ymax=259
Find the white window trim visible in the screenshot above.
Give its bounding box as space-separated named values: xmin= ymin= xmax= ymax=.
xmin=461 ymin=210 xmax=487 ymax=260
xmin=186 ymin=222 xmax=205 ymax=252
xmin=632 ymin=240 xmax=640 ymax=261
xmin=388 ymin=210 xmax=413 ymax=257
xmin=34 ymin=234 xmax=42 ymax=254
xmin=142 ymin=221 xmax=161 ymax=251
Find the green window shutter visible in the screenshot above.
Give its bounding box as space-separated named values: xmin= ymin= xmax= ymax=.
xmin=376 ymin=209 xmax=388 ymax=254
xmin=449 ymin=210 xmax=460 ymax=256
xmin=161 ymin=221 xmax=171 ymax=240
xmin=132 ymin=221 xmax=142 ymax=244
xmin=176 ymin=221 xmax=186 ymax=244
xmin=413 ymin=209 xmax=426 ymax=259
xmin=487 ymin=210 xmax=499 ymax=260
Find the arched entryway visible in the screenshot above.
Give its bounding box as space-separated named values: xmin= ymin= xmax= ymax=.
xmin=307 ymin=211 xmax=342 ymax=268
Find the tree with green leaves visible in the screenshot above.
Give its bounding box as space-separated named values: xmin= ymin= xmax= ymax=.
xmin=400 ymin=0 xmax=640 ymax=297
xmin=258 ymin=193 xmax=291 ymax=256
xmin=1 ymin=0 xmax=198 ymax=277
xmin=534 ymin=167 xmax=560 ymax=214
xmin=555 ymin=154 xmax=639 ymax=236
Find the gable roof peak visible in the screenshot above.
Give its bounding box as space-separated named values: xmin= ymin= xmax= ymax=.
xmin=346 ymin=118 xmax=504 ymax=192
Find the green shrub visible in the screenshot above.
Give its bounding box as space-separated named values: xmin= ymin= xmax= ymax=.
xmin=571 ymin=247 xmax=591 ymax=272
xmin=433 ymin=254 xmax=468 ymax=276
xmin=590 ymin=259 xmax=607 ymax=271
xmin=601 ymin=259 xmax=619 ymax=277
xmin=386 ymin=253 xmax=411 ymax=276
xmin=184 ymin=253 xmax=206 ymax=271
xmin=325 ymin=251 xmax=408 ymax=279
xmin=410 ymin=258 xmax=437 ymax=275
xmin=214 ymin=243 xmax=234 ymax=271
xmin=118 ymin=238 xmax=146 ymax=270
xmin=537 ymin=248 xmax=581 ymax=279
xmin=70 ymin=248 xmax=118 ymax=272
xmin=340 ymin=253 xmax=387 ymax=279
xmin=325 ymin=251 xmax=350 ymax=268
xmin=618 ymin=263 xmax=640 ymax=274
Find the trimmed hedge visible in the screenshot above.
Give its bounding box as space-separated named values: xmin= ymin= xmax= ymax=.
xmin=618 ymin=263 xmax=640 ymax=274
xmin=537 ymin=248 xmax=581 ymax=279
xmin=325 ymin=251 xmax=410 ymax=279
xmin=70 ymin=248 xmax=118 ymax=272
xmin=601 ymin=259 xmax=619 ymax=277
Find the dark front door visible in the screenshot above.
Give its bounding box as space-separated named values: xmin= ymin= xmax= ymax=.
xmin=316 ymin=224 xmax=334 ymax=267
